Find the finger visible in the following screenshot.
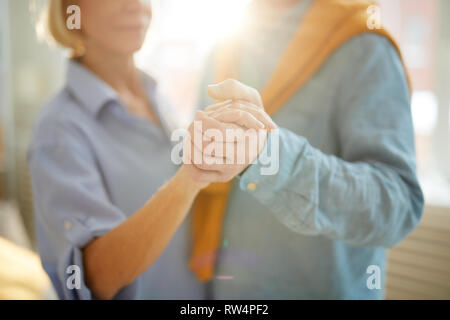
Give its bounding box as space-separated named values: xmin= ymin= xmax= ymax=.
xmin=207 ymin=101 xmax=276 ymax=131
xmin=189 ymin=128 xmax=264 ymax=166
xmin=191 ymin=113 xmax=267 ymax=163
xmin=204 ymin=100 xmax=233 ymax=113
xmin=183 ymin=130 xmax=204 ymax=165
xmin=226 ymin=102 xmax=277 ymax=130
xmin=201 ymin=140 xmax=237 ymax=160
xmin=194 ymin=134 xmax=259 ymax=167
xmin=184 ymin=135 xmax=230 ymax=171
xmin=190 ymin=137 xmax=227 ymax=168
xmin=207 ymin=79 xmax=263 ymax=107
xmin=234 ymin=99 xmax=263 ymax=110
xmin=205 ymin=141 xmax=248 ymax=165
xmin=184 ymin=141 xmax=235 ymax=183
xmin=193 ymin=110 xmax=247 ymax=143
xmin=211 ymin=109 xmax=265 ymax=130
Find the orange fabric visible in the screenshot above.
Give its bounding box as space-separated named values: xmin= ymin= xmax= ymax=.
xmin=189 ymin=0 xmax=412 ymax=282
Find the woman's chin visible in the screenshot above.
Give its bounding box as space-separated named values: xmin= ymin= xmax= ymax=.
xmin=111 ymin=40 xmax=146 ymax=56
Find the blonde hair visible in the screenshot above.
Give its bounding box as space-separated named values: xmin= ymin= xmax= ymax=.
xmin=37 ymin=0 xmax=84 ymax=57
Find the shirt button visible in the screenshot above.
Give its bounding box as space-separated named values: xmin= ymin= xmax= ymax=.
xmin=64 ymin=220 xmax=72 ymax=231
xmin=247 ymin=182 xmax=257 ymax=191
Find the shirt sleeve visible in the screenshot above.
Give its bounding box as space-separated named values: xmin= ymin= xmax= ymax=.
xmin=28 ymin=124 xmax=139 ymax=300
xmin=238 ymin=34 xmax=424 ymax=248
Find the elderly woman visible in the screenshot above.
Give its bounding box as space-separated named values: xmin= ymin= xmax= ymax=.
xmin=28 ymin=0 xmax=271 ymax=300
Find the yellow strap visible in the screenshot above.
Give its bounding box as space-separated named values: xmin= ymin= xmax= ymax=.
xmin=189 ymin=0 xmax=411 ymax=282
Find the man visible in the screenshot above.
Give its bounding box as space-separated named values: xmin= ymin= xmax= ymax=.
xmin=183 ymin=0 xmax=424 ymax=299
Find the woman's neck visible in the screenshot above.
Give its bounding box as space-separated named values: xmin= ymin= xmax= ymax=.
xmin=79 ymin=45 xmax=141 ymax=93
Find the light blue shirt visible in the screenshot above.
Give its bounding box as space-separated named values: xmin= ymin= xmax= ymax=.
xmin=198 ymin=1 xmax=424 ymax=299
xmin=28 ymin=60 xmax=206 ymax=299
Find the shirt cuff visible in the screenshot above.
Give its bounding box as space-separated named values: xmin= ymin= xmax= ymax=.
xmin=239 ymin=130 xmax=279 ymax=195
xmin=238 ymin=128 xmax=318 ymax=234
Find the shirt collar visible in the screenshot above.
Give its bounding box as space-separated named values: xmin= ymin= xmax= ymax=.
xmin=66 ymin=59 xmax=119 ymax=117
xmin=65 ymin=59 xmax=158 ymax=118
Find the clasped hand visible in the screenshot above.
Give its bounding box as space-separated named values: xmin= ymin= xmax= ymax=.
xmin=183 ymin=79 xmax=277 ymax=185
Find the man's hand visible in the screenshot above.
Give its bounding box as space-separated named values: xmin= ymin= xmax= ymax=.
xmin=182 ymin=79 xmax=276 ymax=183
xmin=207 ymin=79 xmax=264 ymax=108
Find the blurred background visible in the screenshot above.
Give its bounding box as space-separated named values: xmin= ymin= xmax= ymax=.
xmin=0 ymin=0 xmax=449 ymax=299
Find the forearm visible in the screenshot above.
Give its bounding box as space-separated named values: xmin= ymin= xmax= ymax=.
xmin=83 ymin=166 xmax=204 ymax=299
xmin=240 ymin=128 xmax=423 ymax=247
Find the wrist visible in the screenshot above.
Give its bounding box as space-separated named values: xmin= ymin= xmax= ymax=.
xmin=177 ymin=166 xmax=209 ymax=193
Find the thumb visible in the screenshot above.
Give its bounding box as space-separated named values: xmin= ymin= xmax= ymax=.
xmin=207 ymin=79 xmax=263 ymax=107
